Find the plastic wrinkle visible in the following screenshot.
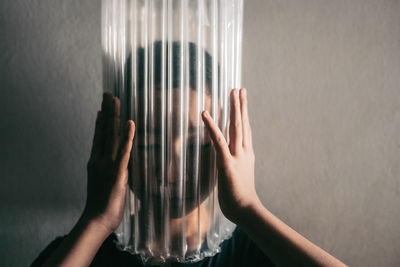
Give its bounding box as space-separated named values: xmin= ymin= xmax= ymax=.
xmin=103 ymin=0 xmax=243 ymax=264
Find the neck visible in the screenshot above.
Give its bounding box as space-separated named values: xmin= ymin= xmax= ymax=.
xmin=136 ymin=203 xmax=210 ymax=253
xmin=169 ymin=203 xmax=210 ymax=251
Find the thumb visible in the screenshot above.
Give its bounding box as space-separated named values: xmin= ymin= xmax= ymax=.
xmin=116 ymin=120 xmax=135 ymax=184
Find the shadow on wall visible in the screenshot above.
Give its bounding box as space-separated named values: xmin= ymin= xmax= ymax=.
xmin=0 ymin=0 xmax=102 ymax=266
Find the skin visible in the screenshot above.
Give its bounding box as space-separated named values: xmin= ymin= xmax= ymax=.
xmin=132 ymin=89 xmax=215 ymax=218
xmin=131 ymin=88 xmax=215 ymax=252
xmin=42 ymin=89 xmax=347 ymax=267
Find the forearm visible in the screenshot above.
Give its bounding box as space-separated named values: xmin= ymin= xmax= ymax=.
xmin=236 ymin=200 xmax=347 ymax=267
xmin=42 ymin=215 xmax=111 ymax=267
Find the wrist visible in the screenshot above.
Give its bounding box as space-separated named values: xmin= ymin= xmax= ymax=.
xmin=47 ymin=213 xmax=112 ymax=267
xmin=78 ymin=213 xmax=115 ymax=237
xmin=231 ymin=197 xmax=265 ymax=226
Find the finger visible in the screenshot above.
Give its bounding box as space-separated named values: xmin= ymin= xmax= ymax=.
xmin=89 ymin=110 xmax=107 ymax=162
xmin=201 ymin=110 xmax=231 ymax=160
xmin=89 ymin=93 xmax=113 ymax=162
xmin=239 ymin=88 xmax=252 ymax=148
xmin=229 ymin=89 xmax=242 ymax=155
xmin=102 ymin=91 xmax=113 ymax=114
xmin=105 ymin=97 xmax=121 ymax=161
xmin=116 ymin=120 xmax=136 ymax=184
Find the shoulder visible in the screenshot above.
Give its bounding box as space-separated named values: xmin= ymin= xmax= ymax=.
xmin=181 ymin=227 xmax=274 ymax=267
xmin=204 ymin=227 xmax=275 ymax=267
xmin=31 ymin=236 xmax=66 ymax=267
xmin=31 ymin=234 xmax=144 ymax=267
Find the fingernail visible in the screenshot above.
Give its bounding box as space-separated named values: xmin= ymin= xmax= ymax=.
xmin=203 ymin=110 xmax=210 ymax=117
xmin=241 ymin=88 xmax=247 ymax=96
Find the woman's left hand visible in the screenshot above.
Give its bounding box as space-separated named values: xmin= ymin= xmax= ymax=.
xmin=201 ymin=88 xmax=260 ymax=224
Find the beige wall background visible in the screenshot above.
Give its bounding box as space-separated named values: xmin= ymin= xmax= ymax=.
xmin=1 ymin=0 xmax=399 ymax=266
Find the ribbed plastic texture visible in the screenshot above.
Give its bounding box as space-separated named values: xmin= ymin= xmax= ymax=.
xmin=102 ymin=0 xmax=243 ymax=264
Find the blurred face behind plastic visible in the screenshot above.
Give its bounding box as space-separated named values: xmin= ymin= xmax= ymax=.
xmin=131 ymin=87 xmax=215 ymax=219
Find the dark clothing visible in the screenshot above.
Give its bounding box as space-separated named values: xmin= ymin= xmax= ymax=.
xmin=32 ymin=227 xmax=274 ymax=266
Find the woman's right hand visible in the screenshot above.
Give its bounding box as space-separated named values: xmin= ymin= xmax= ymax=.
xmin=83 ymin=92 xmax=136 ymax=234
xmin=41 ymin=93 xmax=136 ymax=267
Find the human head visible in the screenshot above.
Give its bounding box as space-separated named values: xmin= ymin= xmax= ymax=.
xmin=127 ymin=41 xmax=218 ymax=218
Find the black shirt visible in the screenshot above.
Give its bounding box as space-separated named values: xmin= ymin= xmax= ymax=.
xmin=32 ymin=227 xmax=274 ymax=267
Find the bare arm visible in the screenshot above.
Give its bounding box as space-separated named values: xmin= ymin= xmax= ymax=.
xmin=236 ymin=199 xmax=346 ymax=267
xmin=41 ymin=216 xmax=110 ymax=267
xmin=201 ymin=88 xmax=346 ymax=267
xmin=43 ymin=93 xmax=135 ymax=267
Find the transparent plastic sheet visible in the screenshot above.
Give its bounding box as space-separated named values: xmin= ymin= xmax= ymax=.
xmin=102 ymin=0 xmax=243 ymax=264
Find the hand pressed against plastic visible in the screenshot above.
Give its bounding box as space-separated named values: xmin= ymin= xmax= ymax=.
xmin=202 ymin=88 xmax=259 ymax=223
xmin=84 ymin=92 xmax=135 ymax=233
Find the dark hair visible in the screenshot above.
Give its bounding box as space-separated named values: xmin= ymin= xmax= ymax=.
xmin=127 ymin=41 xmax=215 ymax=95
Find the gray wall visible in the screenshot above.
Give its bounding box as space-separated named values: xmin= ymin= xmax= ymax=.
xmin=1 ymin=0 xmax=399 ymax=266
